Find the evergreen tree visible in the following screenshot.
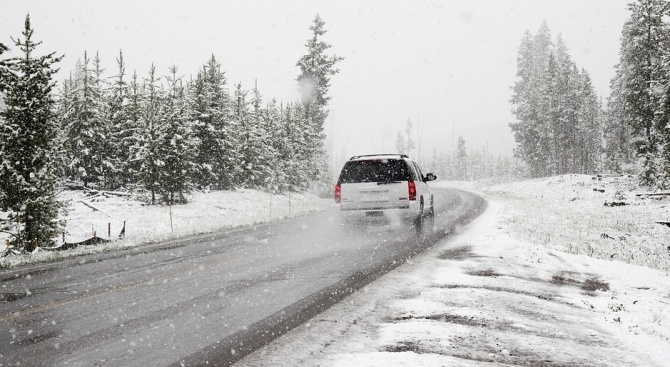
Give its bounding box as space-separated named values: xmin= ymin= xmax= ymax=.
xmin=107 ymin=50 xmax=132 ymax=189
xmin=263 ymin=100 xmax=286 ymax=194
xmin=125 ymin=70 xmax=144 ymax=188
xmin=296 ymin=14 xmax=343 ymax=191
xmin=54 ymin=73 xmax=76 ymax=180
xmin=0 ymin=42 xmax=8 ymax=91
xmin=404 ymin=119 xmax=416 ymax=155
xmin=228 ymin=83 xmax=254 ymax=187
xmin=277 ymin=102 xmax=309 ymax=192
xmin=539 ymin=51 xmax=559 ymax=175
xmin=456 ymin=136 xmax=467 ymax=180
xmin=394 ymin=119 xmax=416 ymax=155
xmin=64 ymin=51 xmax=107 ymax=187
xmin=92 ymin=51 xmax=117 ymax=189
xmin=0 ymin=15 xmax=64 ymax=251
xmin=616 ymin=0 xmax=670 ymax=186
xmin=189 ymin=55 xmax=232 ymax=189
xmin=576 ymin=70 xmax=602 ymax=174
xmin=296 ymin=14 xmax=343 ymax=134
xmin=658 ymin=77 xmax=670 ymax=187
xmin=158 ymin=66 xmax=195 ymax=203
xmin=136 ymin=65 xmax=162 ymax=204
xmin=510 ymin=30 xmax=550 ymax=177
xmin=239 ymin=83 xmax=273 ymax=189
xmin=395 ymin=131 xmax=406 ymax=154
xmin=604 ymin=64 xmax=634 ymax=173
xmin=511 ymin=22 xmax=603 ymax=178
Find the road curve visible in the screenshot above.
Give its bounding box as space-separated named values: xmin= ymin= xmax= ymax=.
xmin=0 ymin=188 xmax=484 ymax=366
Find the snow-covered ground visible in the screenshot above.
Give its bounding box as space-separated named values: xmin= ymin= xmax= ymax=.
xmin=237 ymin=175 xmax=670 ymax=366
xmin=0 ymin=188 xmax=331 ymax=268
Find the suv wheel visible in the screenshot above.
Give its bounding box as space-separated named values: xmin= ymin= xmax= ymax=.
xmin=413 ymin=199 xmax=425 ymax=233
xmin=424 ymin=207 xmax=435 ymax=236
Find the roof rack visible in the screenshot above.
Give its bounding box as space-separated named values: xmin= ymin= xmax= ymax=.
xmin=349 ymin=154 xmax=409 ymax=160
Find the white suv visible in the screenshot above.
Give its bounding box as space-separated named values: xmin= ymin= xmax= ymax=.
xmin=334 ymin=154 xmax=436 ymax=230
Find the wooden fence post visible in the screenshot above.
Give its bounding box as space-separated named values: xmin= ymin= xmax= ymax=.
xmin=169 ymin=204 xmax=174 ymax=236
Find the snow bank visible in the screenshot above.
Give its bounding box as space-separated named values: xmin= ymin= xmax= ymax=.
xmin=478 ymin=174 xmax=670 ymax=273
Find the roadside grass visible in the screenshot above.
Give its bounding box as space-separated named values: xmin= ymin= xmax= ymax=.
xmin=482 ymin=175 xmax=670 ymax=273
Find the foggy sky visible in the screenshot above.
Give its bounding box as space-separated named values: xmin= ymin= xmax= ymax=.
xmin=1 ymin=0 xmax=631 ymax=166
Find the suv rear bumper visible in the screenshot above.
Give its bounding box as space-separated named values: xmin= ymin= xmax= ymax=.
xmin=338 ymin=204 xmax=421 ymax=221
xmin=340 ymin=201 xmax=411 ymax=211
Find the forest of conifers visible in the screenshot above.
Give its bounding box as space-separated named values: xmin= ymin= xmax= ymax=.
xmin=510 ymin=0 xmax=670 ymax=189
xmin=0 ymin=14 xmax=341 ymax=250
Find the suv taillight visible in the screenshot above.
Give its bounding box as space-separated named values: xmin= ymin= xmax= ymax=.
xmin=334 ymin=182 xmax=341 ymax=203
xmin=408 ymin=180 xmax=417 ymax=201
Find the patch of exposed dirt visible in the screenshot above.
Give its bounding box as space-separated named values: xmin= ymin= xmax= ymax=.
xmin=467 ymin=268 xmax=501 ymax=277
xmin=17 ymin=330 xmax=60 ymax=346
xmin=438 ymin=245 xmax=476 ymax=260
xmin=434 ymin=284 xmax=558 ymax=303
xmin=390 ymin=310 xmax=609 ymax=349
xmin=391 ymin=313 xmax=484 ymax=327
xmin=551 ymin=271 xmax=609 ymax=293
xmin=0 ymin=292 xmax=28 ymax=303
xmin=582 ymin=277 xmax=610 ymax=292
xmin=382 ymin=341 xmax=423 ymax=353
xmin=382 ymin=338 xmax=600 ymax=367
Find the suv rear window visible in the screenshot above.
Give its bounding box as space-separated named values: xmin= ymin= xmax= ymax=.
xmin=338 ymin=159 xmax=411 ymax=183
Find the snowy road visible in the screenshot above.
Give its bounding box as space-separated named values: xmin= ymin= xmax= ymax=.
xmin=0 ymin=188 xmax=484 ymax=366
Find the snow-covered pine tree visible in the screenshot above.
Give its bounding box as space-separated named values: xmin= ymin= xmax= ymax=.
xmin=92 ymin=52 xmax=117 ymax=189
xmin=158 ymin=66 xmax=195 ymax=204
xmin=230 ymin=83 xmax=252 ymax=187
xmin=296 ymin=14 xmax=343 ymax=135
xmin=234 ymin=84 xmax=251 ymax=187
xmin=277 ymin=102 xmax=308 ymax=192
xmin=510 ymin=29 xmax=551 ymax=178
xmin=653 ymin=8 xmax=670 ymax=188
xmin=137 ymin=65 xmax=162 ymax=204
xmin=657 ymin=79 xmax=670 ymax=188
xmin=553 ymin=36 xmax=577 ymax=174
xmin=296 ymin=14 xmax=343 ymax=193
xmin=393 ymin=119 xmax=416 ymax=156
xmin=189 ymin=55 xmax=232 ymax=190
xmin=404 ymin=119 xmax=416 ymax=155
xmin=289 ymin=102 xmax=313 ymax=191
xmin=107 ymin=50 xmax=132 ymax=189
xmin=125 ymin=70 xmax=144 ymax=188
xmin=264 ymin=99 xmax=287 ymax=193
xmin=539 ymin=51 xmax=559 ymax=176
xmin=0 ymin=15 xmax=64 ymax=251
xmin=187 ymin=67 xmax=210 ymax=188
xmin=616 ymin=0 xmax=670 ymax=186
xmin=54 ymin=73 xmax=77 ymax=180
xmin=395 ymin=131 xmax=406 ymax=154
xmin=511 ymin=22 xmax=603 ymax=178
xmin=239 ymin=83 xmax=274 ymax=189
xmin=604 ymin=65 xmax=634 ymax=174
xmin=64 ymin=51 xmax=107 ymax=188
xmin=0 ymin=41 xmax=8 ymax=91
xmin=576 ymin=70 xmax=602 ymax=174
xmin=456 ymin=136 xmax=467 ymax=180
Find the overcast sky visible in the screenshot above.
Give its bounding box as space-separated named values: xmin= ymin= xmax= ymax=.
xmin=1 ymin=0 xmax=631 ymax=165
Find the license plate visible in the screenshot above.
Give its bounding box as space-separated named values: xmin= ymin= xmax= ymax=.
xmin=366 ymin=211 xmax=384 ymax=217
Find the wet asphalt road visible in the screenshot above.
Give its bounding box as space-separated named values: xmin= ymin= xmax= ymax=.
xmin=0 ymin=188 xmax=484 ymax=366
